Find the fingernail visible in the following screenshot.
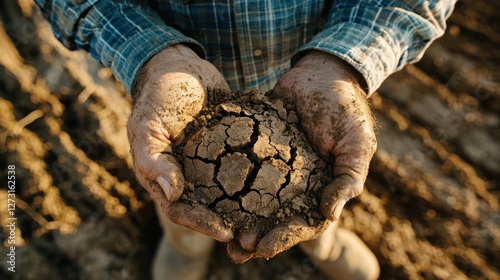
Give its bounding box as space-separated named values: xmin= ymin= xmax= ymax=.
xmin=157 ymin=176 xmax=174 ymax=202
xmin=333 ymin=197 xmax=348 ymax=221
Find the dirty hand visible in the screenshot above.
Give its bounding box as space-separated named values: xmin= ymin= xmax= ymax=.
xmin=228 ymin=50 xmax=377 ymax=262
xmin=127 ymin=44 xmax=233 ymax=242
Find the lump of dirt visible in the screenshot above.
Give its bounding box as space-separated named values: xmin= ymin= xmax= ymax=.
xmin=176 ymin=90 xmax=332 ymax=235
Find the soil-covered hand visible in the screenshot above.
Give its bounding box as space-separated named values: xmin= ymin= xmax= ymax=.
xmin=228 ymin=50 xmax=377 ymax=261
xmin=127 ymin=44 xmax=233 ymax=242
xmin=274 ymin=50 xmax=377 ymax=220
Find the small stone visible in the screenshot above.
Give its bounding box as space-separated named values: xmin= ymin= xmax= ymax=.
xmin=312 ymin=198 xmax=318 ymax=206
xmin=220 ymin=102 xmax=242 ymax=114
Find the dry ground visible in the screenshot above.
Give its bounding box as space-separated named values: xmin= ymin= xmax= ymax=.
xmin=0 ymin=0 xmax=498 ymax=279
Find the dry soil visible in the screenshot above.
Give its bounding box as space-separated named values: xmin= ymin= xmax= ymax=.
xmin=177 ymin=90 xmax=330 ymax=236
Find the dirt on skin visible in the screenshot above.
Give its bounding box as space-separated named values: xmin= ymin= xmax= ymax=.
xmin=176 ymin=90 xmax=331 ymax=236
xmin=0 ymin=1 xmax=499 ymax=280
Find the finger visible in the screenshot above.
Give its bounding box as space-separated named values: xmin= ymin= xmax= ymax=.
xmin=227 ymin=239 xmax=255 ymax=264
xmin=168 ymin=203 xmax=233 ymax=242
xmin=238 ymin=228 xmax=259 ymax=251
xmin=271 ymin=81 xmax=298 ymax=104
xmin=256 ymin=218 xmax=329 ymax=259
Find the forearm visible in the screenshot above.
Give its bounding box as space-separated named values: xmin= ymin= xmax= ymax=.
xmin=34 ymin=0 xmax=205 ymax=94
xmin=294 ymin=0 xmax=457 ymax=95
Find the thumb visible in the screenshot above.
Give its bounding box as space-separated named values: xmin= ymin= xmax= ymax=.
xmin=321 ymin=177 xmax=356 ymax=221
xmin=154 ymin=153 xmax=185 ymax=202
xmin=132 ymin=146 xmax=185 ymax=203
xmin=321 ymin=150 xmax=372 ymax=221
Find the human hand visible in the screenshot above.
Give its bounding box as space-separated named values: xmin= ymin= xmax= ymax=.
xmin=228 ymin=51 xmax=377 ymax=261
xmin=127 ymin=44 xmax=233 ymax=242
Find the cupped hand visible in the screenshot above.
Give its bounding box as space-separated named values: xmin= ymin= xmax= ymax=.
xmin=127 ymin=44 xmax=233 ymax=242
xmin=228 ymin=50 xmax=377 ymax=261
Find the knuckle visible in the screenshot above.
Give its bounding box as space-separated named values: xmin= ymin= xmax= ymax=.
xmin=331 ymin=168 xmax=365 ymax=194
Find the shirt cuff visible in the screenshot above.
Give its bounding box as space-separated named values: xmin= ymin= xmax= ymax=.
xmin=293 ymin=6 xmax=446 ymax=95
xmin=73 ymin=1 xmax=205 ymax=94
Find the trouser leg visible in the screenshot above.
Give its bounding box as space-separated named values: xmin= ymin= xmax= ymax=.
xmin=152 ymin=203 xmax=215 ymax=280
xmin=299 ymin=221 xmax=380 ymax=280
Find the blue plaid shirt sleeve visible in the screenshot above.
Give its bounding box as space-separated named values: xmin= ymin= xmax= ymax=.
xmin=34 ymin=0 xmax=205 ymax=93
xmin=295 ymin=0 xmax=456 ymax=94
xmin=35 ymin=0 xmax=456 ymax=95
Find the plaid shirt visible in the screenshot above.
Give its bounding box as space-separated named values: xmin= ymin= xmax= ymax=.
xmin=36 ymin=0 xmax=455 ymax=95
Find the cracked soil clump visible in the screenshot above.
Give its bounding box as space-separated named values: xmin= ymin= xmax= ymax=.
xmin=176 ymin=90 xmax=332 ymax=234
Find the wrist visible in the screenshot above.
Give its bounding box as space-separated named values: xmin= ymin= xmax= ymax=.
xmin=296 ymin=51 xmax=367 ymax=92
xmin=150 ymin=44 xmax=202 ymax=63
xmin=133 ymin=44 xmax=202 ymax=98
xmin=141 ymin=43 xmax=202 ymax=76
